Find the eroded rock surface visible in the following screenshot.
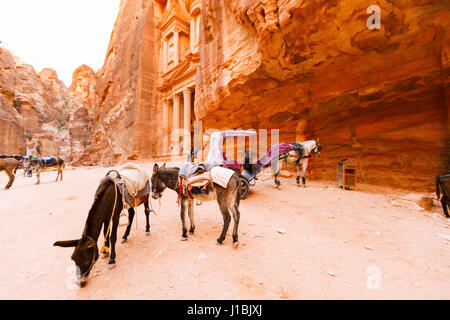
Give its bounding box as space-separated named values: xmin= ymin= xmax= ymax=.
xmin=79 ymin=0 xmax=158 ymax=166
xmin=195 ymin=0 xmax=450 ymax=190
xmin=0 ymin=45 xmax=94 ymax=162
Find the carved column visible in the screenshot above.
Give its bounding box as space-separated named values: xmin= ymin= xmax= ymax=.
xmin=173 ymin=28 xmax=179 ymax=65
xmin=163 ymin=38 xmax=168 ymax=73
xmin=190 ymin=19 xmax=195 ymax=53
xmin=172 ymin=93 xmax=181 ymax=148
xmin=162 ymin=99 xmax=169 ymax=155
xmin=183 ymin=88 xmax=192 ymax=155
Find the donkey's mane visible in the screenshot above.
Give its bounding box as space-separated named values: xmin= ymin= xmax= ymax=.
xmin=84 ymin=180 xmax=117 ymax=236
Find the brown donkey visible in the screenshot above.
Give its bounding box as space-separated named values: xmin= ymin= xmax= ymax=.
xmin=24 ymin=156 xmax=64 ymax=185
xmin=0 ymin=158 xmax=20 ymax=189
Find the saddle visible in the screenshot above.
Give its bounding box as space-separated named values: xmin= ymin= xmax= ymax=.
xmin=99 ymin=163 xmax=150 ymax=209
xmin=179 ymin=166 xmax=235 ymax=200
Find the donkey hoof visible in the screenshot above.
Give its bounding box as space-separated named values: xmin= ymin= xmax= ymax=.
xmin=216 ymin=239 xmax=224 ymax=245
xmin=233 ymin=241 xmax=239 ymax=249
xmin=189 ymin=230 xmax=195 ymax=235
xmin=76 ymin=279 xmax=88 ymax=288
xmin=121 ymin=238 xmax=127 ymax=243
xmin=101 ymin=252 xmax=109 ymax=258
xmin=108 ymin=263 xmax=116 ymax=270
xmin=181 ymin=236 xmax=188 ymax=242
xmin=146 ymin=231 xmax=151 ymax=236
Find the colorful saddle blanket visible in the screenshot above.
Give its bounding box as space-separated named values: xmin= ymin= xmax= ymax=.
xmin=30 ymin=156 xmax=58 ymax=167
xmin=257 ymin=143 xmax=306 ymax=168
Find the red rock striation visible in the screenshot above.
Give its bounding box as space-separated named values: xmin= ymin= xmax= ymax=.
xmin=195 ymin=0 xmax=450 ymax=191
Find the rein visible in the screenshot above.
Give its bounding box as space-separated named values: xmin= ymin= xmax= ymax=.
xmin=81 ymin=236 xmax=98 ymax=277
xmin=101 ymin=170 xmax=120 ymax=254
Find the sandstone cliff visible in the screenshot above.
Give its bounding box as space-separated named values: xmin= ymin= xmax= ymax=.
xmin=79 ymin=0 xmax=158 ymax=166
xmin=0 ymin=45 xmax=94 ymax=162
xmin=195 ymin=0 xmax=450 ymax=190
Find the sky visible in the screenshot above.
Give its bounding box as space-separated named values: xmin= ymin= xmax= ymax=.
xmin=0 ymin=0 xmax=121 ymax=86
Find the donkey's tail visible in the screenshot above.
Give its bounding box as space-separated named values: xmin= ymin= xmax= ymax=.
xmin=235 ymin=175 xmax=241 ymax=207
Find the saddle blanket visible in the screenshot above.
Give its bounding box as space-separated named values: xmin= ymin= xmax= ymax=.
xmin=99 ymin=163 xmax=150 ymax=208
xmin=29 ymin=156 xmax=58 ymax=167
xmin=119 ymin=163 xmax=150 ymax=197
xmin=185 ymin=166 xmax=235 ymax=189
xmin=257 ymin=143 xmax=305 ymax=168
xmin=210 ymin=166 xmax=235 ymax=188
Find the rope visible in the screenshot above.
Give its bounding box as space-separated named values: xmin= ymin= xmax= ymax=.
xmin=101 ymin=172 xmax=119 ymax=254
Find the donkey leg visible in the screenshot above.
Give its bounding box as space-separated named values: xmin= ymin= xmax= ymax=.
xmin=55 ymin=168 xmax=60 ymax=182
xmin=217 ymin=203 xmax=231 ymax=245
xmin=272 ymin=161 xmax=282 ymax=189
xmin=230 ymin=203 xmax=240 ymax=248
xmin=274 ymin=174 xmax=281 ymax=189
xmin=108 ymin=218 xmax=119 ymax=268
xmin=301 ymin=158 xmax=308 ymax=187
xmin=102 ymin=221 xmax=110 ymax=258
xmin=36 ymin=169 xmax=41 ymax=185
xmin=144 ymin=198 xmax=151 ymax=234
xmin=188 ymin=199 xmax=195 ymax=234
xmin=442 ymin=201 xmax=449 ymax=218
xmin=180 ymin=198 xmax=189 ymax=241
xmin=5 ymin=170 xmax=14 ymax=189
xmin=296 ymin=165 xmax=301 ymax=185
xmin=122 ymin=208 xmax=135 ymax=242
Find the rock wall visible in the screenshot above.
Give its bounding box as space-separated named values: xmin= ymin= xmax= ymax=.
xmin=0 ymin=45 xmax=94 ymax=162
xmin=195 ymin=0 xmax=450 ymax=191
xmin=79 ymin=0 xmax=158 ymax=166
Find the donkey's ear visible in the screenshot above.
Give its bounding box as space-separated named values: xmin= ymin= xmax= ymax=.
xmin=54 ymin=239 xmax=79 ymax=247
xmin=161 ymin=163 xmax=166 ymax=169
xmin=153 ymin=163 xmax=159 ymax=174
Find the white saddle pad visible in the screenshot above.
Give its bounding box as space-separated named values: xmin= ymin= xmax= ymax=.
xmin=210 ymin=166 xmax=235 ymax=188
xmin=118 ymin=163 xmax=150 ymax=197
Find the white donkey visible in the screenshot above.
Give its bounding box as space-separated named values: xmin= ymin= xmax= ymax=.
xmin=272 ymin=139 xmax=322 ymax=188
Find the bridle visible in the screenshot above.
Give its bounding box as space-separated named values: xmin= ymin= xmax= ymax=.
xmin=80 ymin=236 xmax=99 ymax=278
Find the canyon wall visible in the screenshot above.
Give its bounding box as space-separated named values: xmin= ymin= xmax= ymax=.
xmin=0 ymin=45 xmax=95 ymax=162
xmin=79 ymin=0 xmax=158 ymax=166
xmin=195 ymin=0 xmax=450 ymax=190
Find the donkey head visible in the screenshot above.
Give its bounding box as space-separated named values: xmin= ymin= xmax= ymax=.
xmin=53 ymin=236 xmax=99 ymax=287
xmin=151 ymin=163 xmax=167 ymax=200
xmin=313 ymin=138 xmax=322 ymax=157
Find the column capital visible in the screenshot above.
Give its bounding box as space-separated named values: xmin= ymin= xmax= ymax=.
xmin=172 ymin=92 xmax=181 ymax=100
xmin=183 ymin=88 xmax=193 ymax=95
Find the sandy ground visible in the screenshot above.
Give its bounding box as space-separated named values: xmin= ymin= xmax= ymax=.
xmin=0 ymin=162 xmax=449 ymax=300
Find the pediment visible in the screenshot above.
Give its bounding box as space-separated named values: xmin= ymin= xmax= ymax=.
xmin=159 ymin=1 xmax=190 ymax=31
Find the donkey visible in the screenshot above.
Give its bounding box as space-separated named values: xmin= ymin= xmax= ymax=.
xmin=24 ymin=156 xmax=64 ymax=185
xmin=436 ymin=174 xmax=450 ymax=218
xmin=272 ymin=139 xmax=322 ymax=188
xmin=0 ymin=158 xmax=20 ymax=189
xmin=54 ymin=179 xmax=152 ymax=287
xmin=151 ymin=163 xmax=242 ymax=247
